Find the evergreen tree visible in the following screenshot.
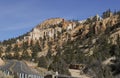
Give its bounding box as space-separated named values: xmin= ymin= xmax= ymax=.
xmin=5 ymin=45 xmax=12 ymax=52
xmin=13 ymin=44 xmax=20 ymax=59
xmin=48 ymin=56 xmax=70 ymax=75
xmin=22 ymin=50 xmax=31 ymax=60
xmin=22 ymin=41 xmax=29 ymax=51
xmin=38 ymin=56 xmax=47 ymax=68
xmin=102 ymin=9 xmax=112 ymax=18
xmin=31 ymin=41 xmax=41 ymax=60
xmin=12 ymin=44 xmax=20 ymax=52
xmin=14 ymin=51 xmax=20 ymax=59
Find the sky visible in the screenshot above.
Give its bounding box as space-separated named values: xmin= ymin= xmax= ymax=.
xmin=0 ymin=0 xmax=120 ymax=41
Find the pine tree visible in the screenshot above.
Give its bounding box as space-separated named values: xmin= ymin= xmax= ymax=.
xmin=31 ymin=41 xmax=41 ymax=60
xmin=12 ymin=44 xmax=20 ymax=52
xmin=5 ymin=45 xmax=12 ymax=52
xmin=38 ymin=56 xmax=47 ymax=68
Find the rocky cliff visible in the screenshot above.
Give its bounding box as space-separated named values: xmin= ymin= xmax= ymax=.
xmin=3 ymin=12 xmax=119 ymax=58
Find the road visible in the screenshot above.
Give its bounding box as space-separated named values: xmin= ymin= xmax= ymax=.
xmin=0 ymin=60 xmax=40 ymax=76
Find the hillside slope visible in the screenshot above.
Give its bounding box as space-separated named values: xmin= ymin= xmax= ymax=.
xmin=0 ymin=10 xmax=120 ymax=78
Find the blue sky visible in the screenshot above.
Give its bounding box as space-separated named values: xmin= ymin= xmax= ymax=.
xmin=0 ymin=0 xmax=120 ymax=41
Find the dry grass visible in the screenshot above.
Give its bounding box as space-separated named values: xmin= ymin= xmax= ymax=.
xmin=0 ymin=71 xmax=13 ymax=78
xmin=0 ymin=58 xmax=5 ymax=66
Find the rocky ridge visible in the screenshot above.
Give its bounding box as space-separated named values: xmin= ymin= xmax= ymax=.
xmin=1 ymin=11 xmax=120 ymax=58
